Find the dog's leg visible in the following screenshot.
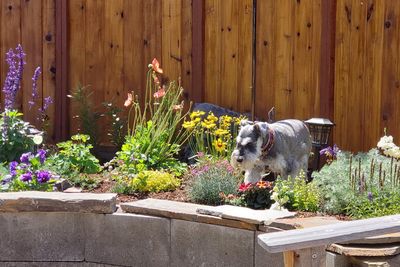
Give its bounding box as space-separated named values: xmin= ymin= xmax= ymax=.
xmin=244 ymin=165 xmax=264 ymax=184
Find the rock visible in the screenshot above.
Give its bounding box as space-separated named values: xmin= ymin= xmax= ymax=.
xmin=63 ymin=187 xmax=83 ymax=193
xmin=0 ymin=191 xmax=117 ymax=213
xmin=54 ymin=179 xmax=73 ymax=191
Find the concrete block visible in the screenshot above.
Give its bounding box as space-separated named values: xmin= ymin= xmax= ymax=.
xmin=0 ymin=262 xmax=122 ymax=267
xmin=84 ymin=213 xmax=170 ymax=267
xmin=171 ymin=219 xmax=254 ymax=267
xmin=0 ymin=212 xmax=84 ymax=261
xmin=0 ymin=192 xmax=117 ymax=213
xmin=326 ymin=251 xmax=351 ymax=267
xmin=255 ymin=231 xmax=284 ymax=267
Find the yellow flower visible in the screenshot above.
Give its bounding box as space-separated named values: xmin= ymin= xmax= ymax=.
xmin=206 ymin=113 xmax=218 ymax=123
xmin=213 ymin=138 xmax=226 ymax=152
xmin=190 ymin=111 xmax=205 ymax=119
xmin=201 ymin=120 xmax=216 ymax=129
xmin=214 ymin=128 xmax=229 ymax=136
xmin=234 ymin=116 xmax=247 ymax=125
xmin=183 ymin=120 xmax=196 ymax=130
xmin=220 ymin=115 xmax=232 ymax=125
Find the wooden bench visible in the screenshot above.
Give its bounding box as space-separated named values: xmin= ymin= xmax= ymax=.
xmin=258 ymin=214 xmax=400 ymax=267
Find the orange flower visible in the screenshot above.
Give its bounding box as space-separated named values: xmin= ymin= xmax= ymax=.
xmin=256 ymin=181 xmax=268 ymax=189
xmin=153 ymin=86 xmax=166 ymax=98
xmin=124 ymin=93 xmax=133 ymax=107
xmin=151 ymin=58 xmax=163 ymax=74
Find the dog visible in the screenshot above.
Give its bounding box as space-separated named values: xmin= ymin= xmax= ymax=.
xmin=231 ymin=119 xmax=312 ymax=184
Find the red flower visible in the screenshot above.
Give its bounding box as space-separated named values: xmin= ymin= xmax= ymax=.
xmin=153 ymin=86 xmax=166 ymax=98
xmin=151 ymin=58 xmax=163 ymax=74
xmin=239 ymin=183 xmax=253 ymax=192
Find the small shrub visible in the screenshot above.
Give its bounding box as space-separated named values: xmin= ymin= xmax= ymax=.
xmin=272 ymin=172 xmax=320 ymax=212
xmin=68 ymin=173 xmax=102 ymax=190
xmin=1 ymin=150 xmax=56 ymax=192
xmin=187 ymin=156 xmax=241 ymax=205
xmin=46 ymin=134 xmax=101 ymax=178
xmin=112 ymin=170 xmax=180 ymax=194
xmin=223 ymin=181 xmax=274 ymax=209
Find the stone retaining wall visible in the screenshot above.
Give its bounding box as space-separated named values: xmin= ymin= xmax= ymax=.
xmin=0 ymin=192 xmax=285 ymax=267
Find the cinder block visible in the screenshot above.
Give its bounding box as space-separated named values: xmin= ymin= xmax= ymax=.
xmin=0 ymin=262 xmax=121 ymax=267
xmin=255 ymin=231 xmax=284 ymax=267
xmin=84 ymin=213 xmax=170 ymax=267
xmin=171 ymin=219 xmax=254 ymax=267
xmin=0 ymin=212 xmax=84 ymax=262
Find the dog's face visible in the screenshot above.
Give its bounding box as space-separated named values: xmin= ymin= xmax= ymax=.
xmin=231 ymin=121 xmax=265 ymax=170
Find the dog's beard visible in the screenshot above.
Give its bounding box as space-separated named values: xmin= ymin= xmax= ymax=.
xmin=230 ymin=149 xmax=260 ymax=170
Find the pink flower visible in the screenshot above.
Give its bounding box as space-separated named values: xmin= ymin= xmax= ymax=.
xmin=124 ymin=93 xmax=133 ymax=107
xmin=153 ymin=86 xmax=166 ymax=98
xmin=151 ymin=58 xmax=163 ymax=74
xmin=239 ymin=183 xmax=253 ymax=192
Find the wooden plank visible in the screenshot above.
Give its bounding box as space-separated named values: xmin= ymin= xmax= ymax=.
xmin=21 ymin=0 xmax=42 ymax=126
xmin=255 ymin=0 xmax=275 ymax=120
xmin=236 ymin=0 xmax=252 ymax=114
xmin=181 ymin=0 xmax=193 ymax=102
xmin=123 ymin=0 xmax=144 ymax=106
xmin=204 ymin=0 xmax=221 ymax=105
xmin=143 ymin=0 xmax=162 ymax=75
xmin=363 ymin=0 xmax=384 ymax=150
xmin=68 ymin=0 xmax=86 ymax=135
xmin=220 ymin=0 xmax=238 ymax=110
xmin=42 ymin=0 xmax=56 ymax=141
xmin=258 ymin=214 xmax=400 ymax=253
xmin=311 ymin=0 xmax=322 ymax=118
xmin=274 ymin=0 xmax=294 ymax=120
xmin=333 ymin=0 xmax=352 ymax=150
xmin=191 ymin=0 xmax=204 ymax=103
xmin=162 ymin=0 xmax=182 ymax=82
xmin=1 ymin=0 xmax=21 ymax=110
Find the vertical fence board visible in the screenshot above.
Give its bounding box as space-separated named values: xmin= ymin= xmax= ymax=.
xmin=311 ymin=0 xmax=322 ymax=117
xmin=68 ymin=0 xmax=86 ymax=134
xmin=21 ymin=0 xmax=42 ymax=126
xmin=181 ymin=0 xmax=192 ymax=103
xmin=42 ymin=0 xmax=56 ymax=141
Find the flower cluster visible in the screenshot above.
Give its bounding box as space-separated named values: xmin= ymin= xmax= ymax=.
xmin=183 ymin=111 xmax=246 ymax=158
xmin=1 ymin=149 xmax=56 ymax=191
xmin=377 ymin=135 xmax=400 ymax=159
xmin=226 ymin=180 xmax=274 ymax=209
xmin=2 ymin=44 xmax=25 ymax=110
xmin=320 ymin=144 xmax=340 ymax=164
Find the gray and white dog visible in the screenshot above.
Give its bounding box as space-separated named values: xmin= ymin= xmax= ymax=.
xmin=231 ymin=119 xmax=312 ymax=183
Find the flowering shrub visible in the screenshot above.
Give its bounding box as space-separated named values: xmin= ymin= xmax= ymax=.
xmin=319 ymin=144 xmax=340 ymax=165
xmin=272 ymin=172 xmax=320 ymax=212
xmin=1 ymin=149 xmax=56 ymax=192
xmin=1 ymin=45 xmax=52 ymax=162
xmin=377 ymin=135 xmax=400 ymax=159
xmin=222 ymin=181 xmax=274 ymax=209
xmin=46 ymin=134 xmax=101 ymax=178
xmin=312 ymin=146 xmax=400 ymax=217
xmin=186 ymin=155 xmax=241 ymax=205
xmin=183 ymin=111 xmax=245 ymax=159
xmin=114 ymin=59 xmax=189 ymax=175
xmin=112 ymin=170 xmax=180 ymax=194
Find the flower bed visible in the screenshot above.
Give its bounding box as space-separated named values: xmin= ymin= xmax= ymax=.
xmin=1 ymin=45 xmax=400 ymax=222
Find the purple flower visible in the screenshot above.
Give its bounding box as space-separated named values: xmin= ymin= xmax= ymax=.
xmin=20 ymin=152 xmax=32 ymax=164
xmin=9 ymin=161 xmax=18 ymax=177
xmin=20 ymin=171 xmax=32 ymax=182
xmin=367 ymin=192 xmax=373 ymax=202
xmin=36 ymin=170 xmax=51 ymax=183
xmin=320 ymin=144 xmax=340 ymax=158
xmin=36 ymin=149 xmax=46 ymax=164
xmin=29 ymin=66 xmax=41 ymax=109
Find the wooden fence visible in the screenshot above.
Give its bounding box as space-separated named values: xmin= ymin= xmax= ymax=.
xmin=0 ymin=0 xmax=399 ymax=152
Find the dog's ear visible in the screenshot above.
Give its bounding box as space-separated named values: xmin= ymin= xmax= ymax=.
xmin=253 ymin=123 xmax=261 ymax=136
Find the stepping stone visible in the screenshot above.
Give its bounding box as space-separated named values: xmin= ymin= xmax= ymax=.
xmin=196 ymin=205 xmax=296 ymax=225
xmin=0 ymin=191 xmax=117 ymax=213
xmin=327 ymin=243 xmax=400 ymax=257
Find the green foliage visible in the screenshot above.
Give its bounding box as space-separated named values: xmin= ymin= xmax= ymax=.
xmin=312 ymin=149 xmax=400 ymax=216
xmin=236 ymin=181 xmax=274 ymax=209
xmin=345 ymin=189 xmax=400 ymax=219
xmin=46 ymin=134 xmax=101 ymax=178
xmin=115 ymin=61 xmax=190 ymax=176
xmin=68 ymin=85 xmax=102 ymax=146
xmin=112 ymin=170 xmax=180 ymax=194
xmin=115 ymin=121 xmax=187 ymax=176
xmin=67 ymin=173 xmax=101 ymax=190
xmin=0 ymin=110 xmax=43 ymax=162
xmin=273 ymin=172 xmax=320 ymax=212
xmin=186 ymin=156 xmax=241 ymax=205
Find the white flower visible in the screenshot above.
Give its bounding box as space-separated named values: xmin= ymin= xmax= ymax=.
xmin=377 ymin=135 xmax=395 ymax=150
xmin=385 ymin=147 xmax=400 ymax=159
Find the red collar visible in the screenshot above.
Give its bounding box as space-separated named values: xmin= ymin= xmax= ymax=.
xmin=261 ymin=129 xmax=275 ymax=154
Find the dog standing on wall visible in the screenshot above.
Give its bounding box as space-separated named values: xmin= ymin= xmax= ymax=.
xmin=231 ymin=119 xmax=312 ymax=184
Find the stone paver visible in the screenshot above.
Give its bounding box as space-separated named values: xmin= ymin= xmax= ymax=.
xmin=171 ymin=219 xmax=254 ymax=267
xmin=0 ymin=191 xmax=117 ymax=213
